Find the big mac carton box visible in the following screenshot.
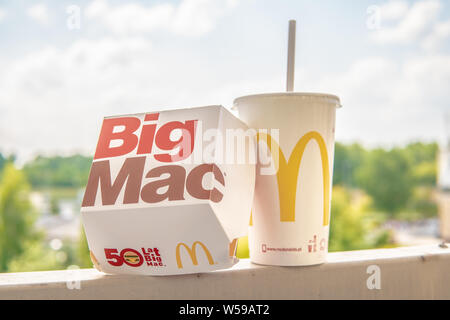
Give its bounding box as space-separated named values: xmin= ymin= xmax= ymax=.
xmin=81 ymin=105 xmax=255 ymax=275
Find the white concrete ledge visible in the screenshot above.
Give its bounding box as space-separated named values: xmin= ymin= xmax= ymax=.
xmin=1 ymin=245 xmax=450 ymax=300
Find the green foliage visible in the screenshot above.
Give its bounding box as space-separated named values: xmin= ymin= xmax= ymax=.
xmin=395 ymin=187 xmax=438 ymax=221
xmin=404 ymin=142 xmax=438 ymax=166
xmin=333 ymin=143 xmax=366 ymax=187
xmin=77 ymin=227 xmax=93 ymax=268
xmin=236 ymin=235 xmax=249 ymax=259
xmin=42 ymin=187 xmax=80 ymax=216
xmin=333 ymin=142 xmax=438 ymax=219
xmin=411 ymin=162 xmax=436 ymax=186
xmin=23 ymin=155 xmax=92 ymax=188
xmin=7 ymin=237 xmax=92 ymax=273
xmin=0 ymin=154 xmax=6 ymax=174
xmin=0 ymin=164 xmax=39 ymax=271
xmin=0 ymin=160 xmax=89 ymax=273
xmin=7 ymin=241 xmax=67 ymax=272
xmin=49 ymin=196 xmax=60 ymax=215
xmin=329 ymin=187 xmax=391 ymax=252
xmin=407 ymin=187 xmax=437 ymax=218
xmin=402 ymin=142 xmax=438 ymax=186
xmin=355 ymin=148 xmax=413 ymax=214
xmin=0 ymin=153 xmax=15 ymax=180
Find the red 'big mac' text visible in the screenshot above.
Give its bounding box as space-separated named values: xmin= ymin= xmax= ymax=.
xmin=82 ymin=113 xmax=225 ymax=207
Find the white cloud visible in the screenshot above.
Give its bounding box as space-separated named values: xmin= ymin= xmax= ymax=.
xmin=27 ymin=4 xmax=50 ymax=25
xmin=0 ymin=37 xmax=154 ymax=160
xmin=317 ymin=57 xmax=398 ymax=102
xmin=371 ymin=0 xmax=441 ymax=45
xmin=0 ymin=8 xmax=6 ymax=22
xmin=394 ymin=55 xmax=450 ymax=107
xmin=422 ymin=20 xmax=450 ymax=51
xmin=380 ymin=0 xmax=409 ymax=21
xmin=309 ymin=54 xmax=450 ymax=146
xmin=86 ymin=0 xmax=239 ymax=36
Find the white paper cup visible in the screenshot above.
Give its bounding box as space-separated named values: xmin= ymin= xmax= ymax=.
xmin=233 ymin=93 xmax=341 ymax=266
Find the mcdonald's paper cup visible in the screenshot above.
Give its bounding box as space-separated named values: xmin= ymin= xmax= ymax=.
xmin=81 ymin=105 xmax=255 ymax=275
xmin=233 ymin=93 xmax=341 ymax=266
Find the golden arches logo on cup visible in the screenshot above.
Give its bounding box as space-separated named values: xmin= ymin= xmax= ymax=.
xmin=250 ymin=130 xmax=330 ymax=226
xmin=175 ymin=241 xmax=215 ymax=269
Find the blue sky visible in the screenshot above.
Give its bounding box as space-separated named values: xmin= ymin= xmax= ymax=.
xmin=0 ymin=0 xmax=449 ymax=162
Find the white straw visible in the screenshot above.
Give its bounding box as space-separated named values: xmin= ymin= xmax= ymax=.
xmin=286 ymin=20 xmax=296 ymax=92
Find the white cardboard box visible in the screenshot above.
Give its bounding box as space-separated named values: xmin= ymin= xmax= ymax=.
xmin=81 ymin=105 xmax=255 ymax=275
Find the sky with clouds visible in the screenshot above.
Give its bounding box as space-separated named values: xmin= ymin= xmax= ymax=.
xmin=0 ymin=0 xmax=449 ymax=162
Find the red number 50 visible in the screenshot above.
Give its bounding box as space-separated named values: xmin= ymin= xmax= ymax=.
xmin=104 ymin=248 xmax=143 ymax=267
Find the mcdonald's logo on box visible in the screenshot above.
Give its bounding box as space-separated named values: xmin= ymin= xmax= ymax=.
xmin=81 ymin=105 xmax=255 ymax=275
xmin=175 ymin=241 xmax=215 ymax=269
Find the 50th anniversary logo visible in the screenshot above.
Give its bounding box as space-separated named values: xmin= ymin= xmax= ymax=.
xmin=103 ymin=241 xmax=216 ymax=270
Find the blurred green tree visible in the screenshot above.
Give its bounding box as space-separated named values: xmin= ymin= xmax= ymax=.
xmin=328 ymin=186 xmax=391 ymax=251
xmin=0 ymin=153 xmax=16 ymax=179
xmin=23 ymin=155 xmax=92 ymax=188
xmin=0 ymin=163 xmax=38 ymax=271
xmin=333 ymin=143 xmax=366 ymax=187
xmin=236 ymin=235 xmax=249 ymax=259
xmin=0 ymin=154 xmax=5 ymax=173
xmin=404 ymin=142 xmax=438 ymax=186
xmin=77 ymin=226 xmax=93 ymax=268
xmin=7 ymin=242 xmax=67 ymax=272
xmin=356 ymin=148 xmax=413 ymax=215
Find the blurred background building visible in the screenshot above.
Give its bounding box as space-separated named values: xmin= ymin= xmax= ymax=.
xmin=438 ymin=115 xmax=450 ymax=240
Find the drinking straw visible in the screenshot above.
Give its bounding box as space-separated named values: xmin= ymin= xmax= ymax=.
xmin=286 ymin=20 xmax=296 ymax=92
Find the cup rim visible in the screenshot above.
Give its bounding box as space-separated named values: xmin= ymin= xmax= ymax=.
xmin=232 ymin=92 xmax=342 ymax=109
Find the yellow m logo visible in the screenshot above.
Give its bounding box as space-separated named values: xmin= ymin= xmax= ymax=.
xmin=175 ymin=241 xmax=215 ymax=269
xmin=251 ymin=131 xmax=330 ymax=226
